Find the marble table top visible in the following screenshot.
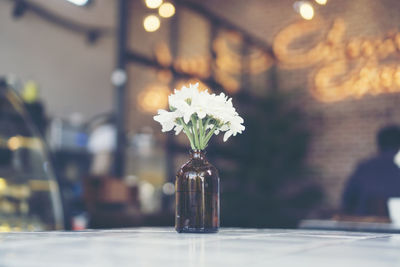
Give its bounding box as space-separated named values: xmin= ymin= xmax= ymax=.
xmin=0 ymin=228 xmax=399 ymax=267
xmin=300 ymin=219 xmax=400 ymax=233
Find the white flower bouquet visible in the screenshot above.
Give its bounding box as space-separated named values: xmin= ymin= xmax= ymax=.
xmin=154 ymin=83 xmax=245 ymax=150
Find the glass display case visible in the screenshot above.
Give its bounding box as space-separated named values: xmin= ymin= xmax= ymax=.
xmin=0 ymin=79 xmax=63 ymax=231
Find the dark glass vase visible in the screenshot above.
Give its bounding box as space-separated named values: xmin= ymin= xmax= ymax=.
xmin=175 ymin=150 xmax=220 ymax=233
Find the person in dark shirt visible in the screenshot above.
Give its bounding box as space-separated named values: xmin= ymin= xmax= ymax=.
xmin=341 ymin=125 xmax=400 ymax=217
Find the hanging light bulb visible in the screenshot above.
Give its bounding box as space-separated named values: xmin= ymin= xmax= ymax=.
xmin=143 ymin=15 xmax=160 ymax=32
xmin=145 ymin=0 xmax=163 ymax=9
xmin=315 ymin=0 xmax=327 ymax=5
xmin=158 ymin=2 xmax=175 ymax=18
xmin=294 ymin=1 xmax=314 ymax=20
xmin=300 ymin=3 xmax=314 ymax=20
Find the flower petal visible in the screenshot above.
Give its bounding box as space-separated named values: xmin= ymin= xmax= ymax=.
xmin=223 ymin=131 xmax=233 ymax=142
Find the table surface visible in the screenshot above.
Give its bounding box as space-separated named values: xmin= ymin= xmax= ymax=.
xmin=300 ymin=219 xmax=400 ymax=233
xmin=1 ymin=228 xmax=400 ymax=267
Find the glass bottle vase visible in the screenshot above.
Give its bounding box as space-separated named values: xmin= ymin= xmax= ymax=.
xmin=175 ymin=150 xmax=220 ymax=233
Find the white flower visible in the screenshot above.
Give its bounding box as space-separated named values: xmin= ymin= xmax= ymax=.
xmin=153 ymin=110 xmax=179 ymax=132
xmin=394 ymin=150 xmax=400 ymax=168
xmin=169 ymin=83 xmax=198 ymax=107
xmin=153 ymin=82 xmax=245 ymax=150
xmin=174 ymin=125 xmax=183 ymax=135
xmin=168 ymin=83 xmax=200 ymax=123
xmin=191 ymin=90 xmax=210 ymax=119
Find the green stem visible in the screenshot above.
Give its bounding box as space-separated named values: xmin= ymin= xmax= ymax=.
xmin=202 ymin=124 xmax=218 ymax=148
xmin=191 ymin=117 xmax=200 ymax=150
xmin=199 ymin=118 xmax=205 ymax=149
xmin=179 ymin=118 xmax=195 ymax=150
xmin=201 ymin=117 xmax=213 ymax=149
xmin=204 ymin=117 xmax=212 ymax=128
xmin=184 ymin=129 xmax=196 ymax=150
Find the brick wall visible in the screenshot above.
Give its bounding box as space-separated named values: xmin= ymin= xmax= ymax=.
xmin=305 ymin=94 xmax=400 ymax=210
xmin=128 ymin=0 xmax=400 ymax=214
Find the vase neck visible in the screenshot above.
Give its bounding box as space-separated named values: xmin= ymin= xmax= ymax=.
xmin=190 ymin=150 xmax=207 ymax=161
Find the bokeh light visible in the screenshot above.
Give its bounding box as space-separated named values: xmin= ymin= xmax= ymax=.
xmin=145 ymin=0 xmax=162 ymax=9
xmin=157 ymin=70 xmax=173 ymax=83
xmin=158 ymin=2 xmax=175 ymax=18
xmin=162 ymin=182 xmax=175 ymax=195
xmin=0 ymin=178 xmax=7 ymax=192
xmin=315 ymin=0 xmax=327 ymax=5
xmin=8 ymin=136 xmax=21 ymax=151
xmin=137 ymin=84 xmax=170 ymax=113
xmin=143 ymin=15 xmax=161 ymax=32
xmin=299 ymin=2 xmax=314 ymax=20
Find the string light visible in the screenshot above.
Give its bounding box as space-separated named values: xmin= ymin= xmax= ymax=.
xmin=143 ymin=15 xmax=160 ymax=32
xmin=145 ymin=0 xmax=162 ymax=9
xmin=158 ymin=2 xmax=175 ymax=18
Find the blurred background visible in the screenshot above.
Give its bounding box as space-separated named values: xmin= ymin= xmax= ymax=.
xmin=1 ymin=0 xmax=400 ymax=231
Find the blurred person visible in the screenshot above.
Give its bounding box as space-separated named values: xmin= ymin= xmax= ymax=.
xmin=341 ymin=125 xmax=400 ymax=217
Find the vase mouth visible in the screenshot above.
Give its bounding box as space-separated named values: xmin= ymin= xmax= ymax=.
xmin=190 ymin=149 xmax=206 ymax=153
xmin=190 ymin=149 xmax=207 ymax=158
